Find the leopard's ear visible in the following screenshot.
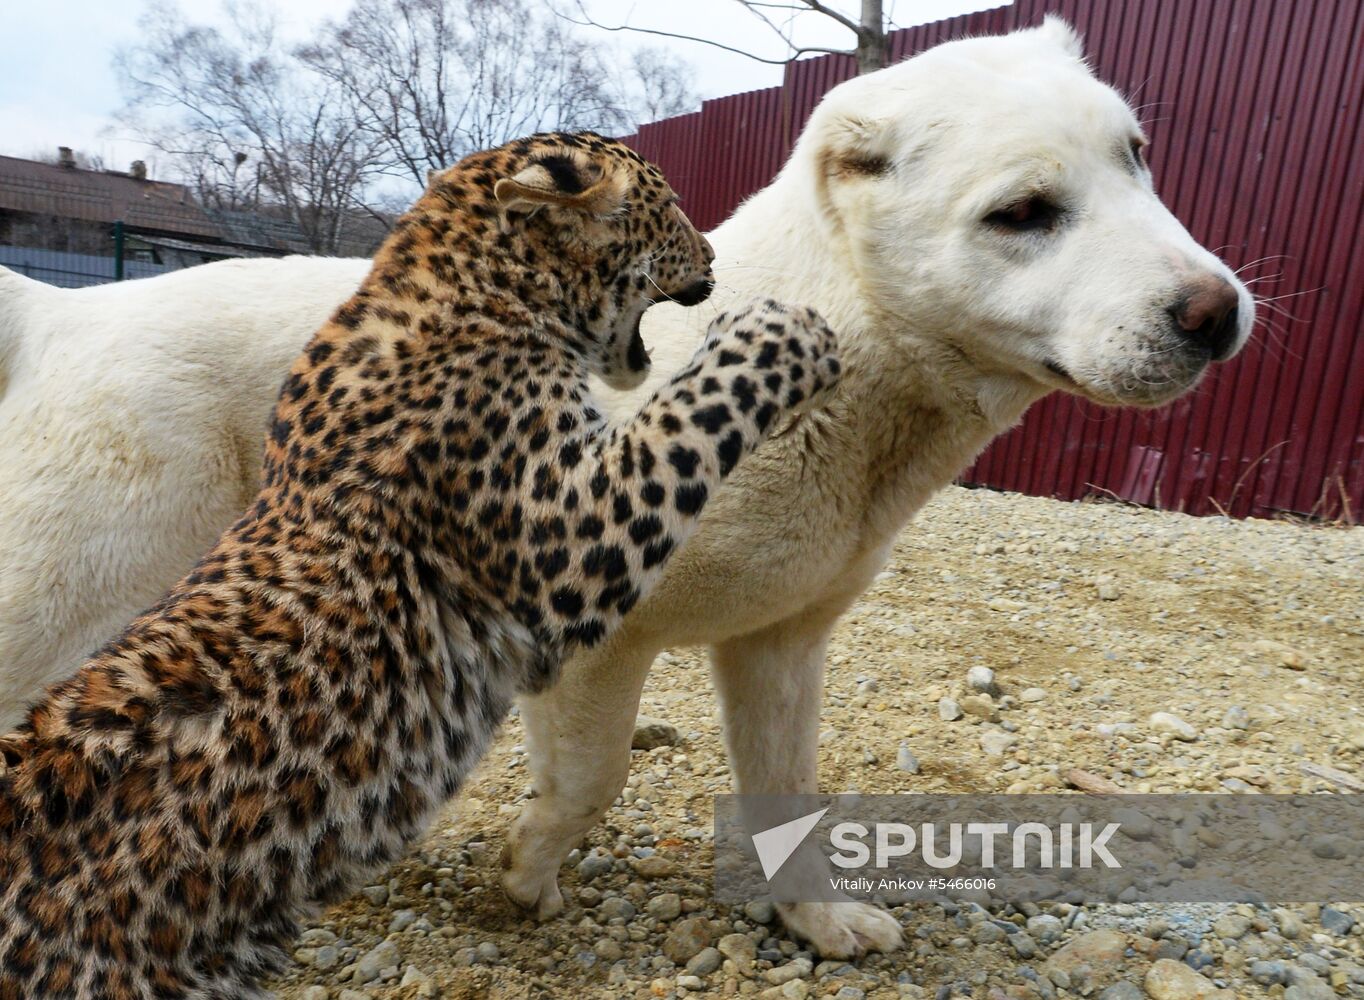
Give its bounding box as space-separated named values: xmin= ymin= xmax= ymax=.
xmin=494 ymin=152 xmax=625 ymax=219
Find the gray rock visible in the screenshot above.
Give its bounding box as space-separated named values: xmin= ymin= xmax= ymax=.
xmin=1044 ymin=929 xmax=1127 ymax=987
xmin=938 ymin=698 xmax=964 ymax=722
xmin=300 ymin=989 xmax=331 ymax=1000
xmin=1284 ymin=981 xmax=1337 ymax=1000
xmin=1149 ymin=712 xmax=1198 ymax=741
xmin=360 ymin=885 xmax=389 ymax=906
xmin=646 ymin=892 xmax=682 ymax=921
xmin=475 ymin=941 xmax=501 ymax=963
xmin=685 ymin=947 xmax=723 ymax=976
xmin=972 ymin=921 xmax=1006 ymax=944
xmin=1144 ymin=958 xmax=1227 ymax=998
xmin=593 ymin=938 xmax=625 ymax=962
xmin=388 ymin=909 xmax=418 ymax=933
xmin=980 ymin=730 xmax=1017 ymax=756
xmin=896 ymin=743 xmax=921 ymax=774
xmin=1153 ymin=935 xmax=1189 ymax=961
xmin=1020 ymin=687 xmax=1048 ymax=703
xmin=339 ymin=991 xmax=372 ymax=1000
xmin=1112 ymin=807 xmax=1156 ymax=841
xmin=1212 ymin=914 xmax=1251 ymax=940
xmin=577 ymin=853 xmax=614 ymax=882
xmin=1221 ymin=705 xmax=1250 ymax=730
xmin=1026 ymin=914 xmax=1065 ymax=945
xmin=400 ymin=965 xmax=437 ymax=997
xmin=1275 ymin=908 xmax=1305 ymax=939
xmin=1249 ymin=961 xmax=1289 ymax=985
xmin=764 ymin=958 xmax=812 ymax=985
xmin=632 ymin=715 xmax=681 ymax=750
xmin=744 ymin=900 xmax=776 ymax=925
xmin=299 ymin=928 xmax=338 ymax=946
xmin=663 ymin=916 xmax=713 ymax=964
xmin=599 ymin=897 xmax=637 ymax=922
xmin=961 ymin=694 xmax=1000 ymax=722
xmin=966 ymin=666 xmax=998 ymax=695
xmin=1010 ymin=933 xmax=1038 ymax=958
xmin=353 ymin=940 xmax=401 ymax=984
xmin=1320 ymin=906 xmax=1355 ymax=936
xmin=717 ymin=932 xmax=757 ymax=976
xmin=1097 ymin=984 xmax=1143 ymax=1000
xmin=1291 ymin=956 xmax=1332 ymax=979
xmin=1309 ymin=835 xmax=1349 ymax=860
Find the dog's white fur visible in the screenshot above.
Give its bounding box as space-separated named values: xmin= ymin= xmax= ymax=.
xmin=0 ymin=20 xmax=1251 ymax=959
xmin=500 ymin=19 xmax=1252 ymax=957
xmin=0 ymin=257 xmax=369 ymax=727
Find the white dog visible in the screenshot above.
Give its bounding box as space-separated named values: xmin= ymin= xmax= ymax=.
xmin=499 ymin=18 xmax=1252 ymax=957
xmin=0 ymin=256 xmax=367 ymax=727
xmin=0 ymin=19 xmax=1250 ymax=958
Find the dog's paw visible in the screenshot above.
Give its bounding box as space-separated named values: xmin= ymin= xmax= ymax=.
xmin=776 ymin=900 xmax=904 ymax=959
xmin=499 ymin=841 xmax=566 ymax=920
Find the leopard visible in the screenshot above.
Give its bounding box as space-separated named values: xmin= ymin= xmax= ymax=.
xmin=0 ymin=131 xmax=841 ymax=1000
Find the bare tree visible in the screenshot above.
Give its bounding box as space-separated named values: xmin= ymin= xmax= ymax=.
xmin=299 ymin=0 xmax=679 ymax=189
xmin=622 ymin=47 xmax=702 ymax=127
xmin=114 ymin=0 xmax=702 ymax=249
xmin=115 ymin=2 xmax=388 ymax=253
xmin=565 ymin=0 xmax=892 ymax=77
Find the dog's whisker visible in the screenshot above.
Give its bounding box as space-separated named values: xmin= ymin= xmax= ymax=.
xmin=1233 ymin=253 xmax=1291 ymax=273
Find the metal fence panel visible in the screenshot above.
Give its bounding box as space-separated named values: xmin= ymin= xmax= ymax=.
xmin=0 ymin=245 xmax=169 ymax=288
xmin=621 ymin=0 xmax=1364 ymax=521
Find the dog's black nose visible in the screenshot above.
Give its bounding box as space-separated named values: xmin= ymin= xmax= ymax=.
xmin=1168 ymin=275 xmax=1241 ymax=361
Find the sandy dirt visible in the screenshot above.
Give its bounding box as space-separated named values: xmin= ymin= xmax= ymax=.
xmin=270 ymin=486 xmax=1364 ymax=1000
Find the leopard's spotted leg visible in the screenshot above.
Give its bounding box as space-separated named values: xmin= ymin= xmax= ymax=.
xmin=524 ymin=299 xmax=841 ymax=652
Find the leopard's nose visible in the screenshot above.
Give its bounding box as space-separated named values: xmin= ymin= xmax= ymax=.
xmin=670 ymin=279 xmax=714 ymax=307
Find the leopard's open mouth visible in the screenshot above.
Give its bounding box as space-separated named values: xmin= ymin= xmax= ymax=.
xmin=626 ymin=310 xmax=652 ymax=372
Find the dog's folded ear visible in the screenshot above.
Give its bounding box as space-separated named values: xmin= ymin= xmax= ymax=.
xmin=1038 ymin=15 xmax=1084 ymax=59
xmin=495 ymin=153 xmax=625 ymax=219
xmin=823 ymin=115 xmax=892 ymax=179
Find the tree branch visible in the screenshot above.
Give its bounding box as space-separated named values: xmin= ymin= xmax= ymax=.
xmin=559 ymin=2 xmax=850 ymax=65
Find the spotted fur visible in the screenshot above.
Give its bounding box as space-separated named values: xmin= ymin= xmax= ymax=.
xmin=0 ymin=132 xmax=841 ymax=999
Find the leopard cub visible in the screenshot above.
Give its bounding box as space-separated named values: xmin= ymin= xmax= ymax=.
xmin=0 ymin=131 xmax=840 ymax=999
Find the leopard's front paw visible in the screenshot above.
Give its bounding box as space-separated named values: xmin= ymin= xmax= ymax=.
xmin=704 ymin=298 xmax=842 ymax=414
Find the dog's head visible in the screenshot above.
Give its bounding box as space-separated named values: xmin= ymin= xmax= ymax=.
xmin=805 ymin=17 xmax=1253 ymax=407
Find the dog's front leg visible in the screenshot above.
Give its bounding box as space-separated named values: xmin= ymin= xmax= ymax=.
xmin=712 ymin=610 xmax=905 ymax=959
xmin=502 ymin=629 xmax=659 ymax=919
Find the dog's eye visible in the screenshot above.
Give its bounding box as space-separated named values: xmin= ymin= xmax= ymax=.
xmin=985 ymin=196 xmax=1063 ymax=233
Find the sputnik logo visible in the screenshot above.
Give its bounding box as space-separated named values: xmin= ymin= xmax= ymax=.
xmin=751 ymin=808 xmax=829 ymax=880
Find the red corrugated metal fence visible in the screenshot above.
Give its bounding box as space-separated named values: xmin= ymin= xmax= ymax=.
xmin=622 ymin=0 xmax=1364 ymax=521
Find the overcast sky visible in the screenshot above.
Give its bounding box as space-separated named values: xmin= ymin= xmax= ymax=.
xmin=0 ymin=0 xmax=1008 ymax=175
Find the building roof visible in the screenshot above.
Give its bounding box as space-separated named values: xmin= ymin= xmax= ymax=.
xmin=0 ymin=155 xmax=221 ymax=238
xmin=206 ymin=208 xmax=312 ymax=255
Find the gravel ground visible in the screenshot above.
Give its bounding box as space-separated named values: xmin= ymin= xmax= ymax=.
xmin=269 ymin=486 xmax=1364 ymax=1000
